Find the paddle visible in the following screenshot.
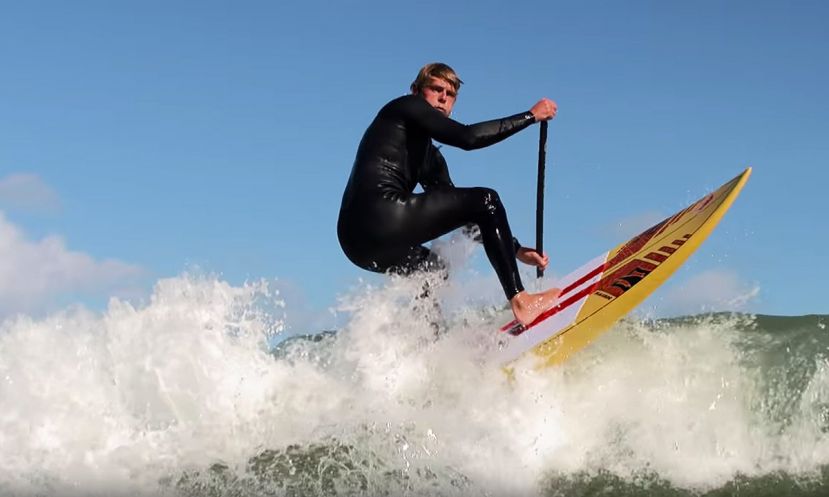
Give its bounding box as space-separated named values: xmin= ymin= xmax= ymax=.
xmin=536 ymin=121 xmax=548 ymax=279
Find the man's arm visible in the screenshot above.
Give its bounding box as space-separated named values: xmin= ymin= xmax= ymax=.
xmin=396 ymin=95 xmax=536 ymax=151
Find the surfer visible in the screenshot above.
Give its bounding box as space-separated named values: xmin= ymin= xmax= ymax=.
xmin=337 ymin=62 xmax=561 ymax=326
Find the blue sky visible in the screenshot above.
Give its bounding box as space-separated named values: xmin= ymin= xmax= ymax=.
xmin=1 ymin=0 xmax=827 ymax=325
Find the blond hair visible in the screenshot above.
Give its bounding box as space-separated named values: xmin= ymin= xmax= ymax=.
xmin=410 ymin=62 xmax=463 ymax=94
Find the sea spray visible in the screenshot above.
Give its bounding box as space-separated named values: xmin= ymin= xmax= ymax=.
xmin=1 ymin=271 xmax=828 ymax=496
xmin=0 ymin=274 xmax=287 ymax=495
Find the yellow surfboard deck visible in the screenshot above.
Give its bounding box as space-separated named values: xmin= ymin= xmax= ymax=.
xmin=497 ymin=168 xmax=752 ymax=369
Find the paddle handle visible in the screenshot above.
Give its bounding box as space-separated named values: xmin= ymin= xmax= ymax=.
xmin=536 ymin=121 xmax=548 ymax=279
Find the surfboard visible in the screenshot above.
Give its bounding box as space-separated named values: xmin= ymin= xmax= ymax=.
xmin=497 ymin=167 xmax=752 ymax=369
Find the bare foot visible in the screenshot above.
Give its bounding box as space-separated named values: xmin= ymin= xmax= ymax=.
xmin=510 ymin=288 xmax=562 ymax=326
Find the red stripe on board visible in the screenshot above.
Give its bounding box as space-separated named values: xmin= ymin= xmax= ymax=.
xmin=534 ymin=283 xmax=601 ymax=326
xmin=501 ymin=262 xmax=607 ymax=331
xmin=500 ymin=262 xmax=608 ymax=333
xmin=659 ymin=245 xmax=677 ymax=254
xmin=508 ymin=282 xmax=603 ymax=334
xmin=560 ymin=262 xmax=608 ymax=295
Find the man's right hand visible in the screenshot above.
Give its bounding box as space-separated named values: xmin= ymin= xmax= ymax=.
xmin=530 ymin=98 xmax=558 ymax=122
xmin=516 ymin=247 xmax=549 ymax=270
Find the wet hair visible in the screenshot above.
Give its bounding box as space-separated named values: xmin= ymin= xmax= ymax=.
xmin=410 ymin=62 xmax=463 ymax=94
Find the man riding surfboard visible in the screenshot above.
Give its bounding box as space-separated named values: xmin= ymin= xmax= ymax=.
xmin=337 ymin=62 xmax=560 ymax=326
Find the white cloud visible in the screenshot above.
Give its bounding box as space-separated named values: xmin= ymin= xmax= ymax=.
xmin=654 ymin=269 xmax=760 ymax=316
xmin=0 ymin=212 xmax=144 ymax=318
xmin=0 ymin=173 xmax=61 ymax=214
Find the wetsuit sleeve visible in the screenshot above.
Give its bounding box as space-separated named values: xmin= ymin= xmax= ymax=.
xmin=397 ymin=96 xmax=536 ymax=151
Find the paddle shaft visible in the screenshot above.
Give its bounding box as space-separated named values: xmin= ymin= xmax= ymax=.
xmin=536 ymin=121 xmax=548 ymax=279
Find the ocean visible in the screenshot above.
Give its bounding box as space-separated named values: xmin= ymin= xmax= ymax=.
xmin=1 ymin=271 xmax=827 ymax=497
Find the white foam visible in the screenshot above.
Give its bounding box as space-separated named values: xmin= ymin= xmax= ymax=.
xmin=0 ymin=269 xmax=826 ymax=496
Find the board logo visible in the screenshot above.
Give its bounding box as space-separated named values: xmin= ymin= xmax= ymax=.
xmin=596 ymin=233 xmax=691 ymax=300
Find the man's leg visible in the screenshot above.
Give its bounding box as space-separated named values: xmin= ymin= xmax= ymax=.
xmin=392 ymin=187 xmax=525 ymax=300
xmin=389 ymin=187 xmax=560 ymax=326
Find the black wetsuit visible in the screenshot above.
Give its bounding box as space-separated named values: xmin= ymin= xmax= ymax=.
xmin=337 ymin=94 xmax=536 ymax=299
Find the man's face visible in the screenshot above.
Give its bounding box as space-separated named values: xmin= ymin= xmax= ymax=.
xmin=417 ymin=77 xmax=457 ymax=116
